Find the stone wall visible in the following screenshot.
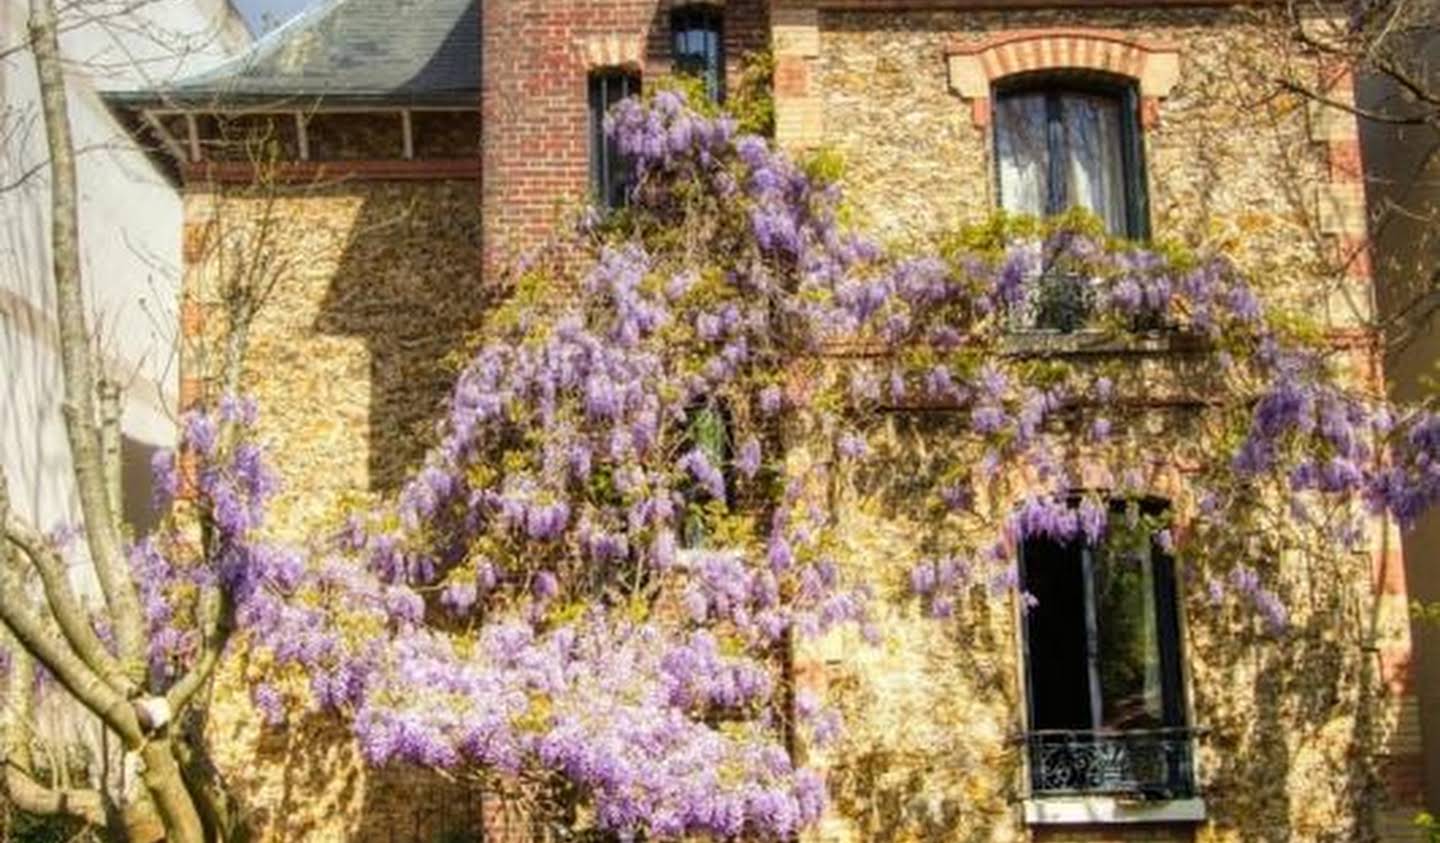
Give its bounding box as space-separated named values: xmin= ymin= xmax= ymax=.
xmin=181 ymin=175 xmax=512 ymax=841
xmin=776 ymin=6 xmax=1421 ymax=842
xmin=183 ymin=178 xmax=485 ymax=537
xmin=803 ymin=7 xmax=1365 ymax=327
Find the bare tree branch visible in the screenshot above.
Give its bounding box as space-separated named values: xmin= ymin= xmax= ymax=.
xmin=1 ymin=499 xmax=138 ymax=699
xmin=0 ymin=644 xmax=111 ymax=830
xmin=1275 ymin=76 xmax=1436 ymax=124
xmin=0 ymin=481 xmax=141 ymax=745
xmin=28 ymin=0 xmax=149 ymax=683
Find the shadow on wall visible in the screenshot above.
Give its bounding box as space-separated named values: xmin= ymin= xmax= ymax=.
xmin=122 ymin=432 xmax=164 ymax=534
xmin=314 ymin=179 xmax=488 ymax=492
xmin=301 ymin=180 xmax=523 ymax=841
xmin=1187 ymin=533 xmax=1385 ymax=842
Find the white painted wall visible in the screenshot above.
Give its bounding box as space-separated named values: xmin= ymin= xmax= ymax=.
xmin=0 ymin=0 xmax=249 ymax=538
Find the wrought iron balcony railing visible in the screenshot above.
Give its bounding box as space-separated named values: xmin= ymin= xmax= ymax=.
xmin=1026 ymin=728 xmax=1197 ymax=800
xmin=1006 ymin=269 xmax=1096 ymax=333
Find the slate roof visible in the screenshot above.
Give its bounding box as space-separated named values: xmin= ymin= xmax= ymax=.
xmin=106 ymin=0 xmax=478 ymax=107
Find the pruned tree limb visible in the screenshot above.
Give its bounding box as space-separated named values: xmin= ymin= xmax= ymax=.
xmin=0 ymin=588 xmax=142 ymax=747
xmin=2 ymin=761 xmax=109 ymax=828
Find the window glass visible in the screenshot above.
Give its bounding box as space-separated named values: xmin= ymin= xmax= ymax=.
xmin=1061 ymin=93 xmax=1128 ymax=236
xmin=589 ymin=71 xmax=640 ymax=208
xmin=994 ymin=84 xmax=1144 ymax=238
xmin=1020 ymin=502 xmax=1182 ymax=732
xmin=995 ymin=92 xmax=1050 ymax=220
xmin=672 ymin=5 xmax=724 ymax=102
xmin=1094 ymin=541 xmax=1164 ymax=729
xmin=1022 ymin=535 xmax=1095 ymax=730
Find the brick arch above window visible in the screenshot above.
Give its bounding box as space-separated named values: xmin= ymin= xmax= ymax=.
xmin=946 ymin=30 xmax=1181 ymax=129
xmin=574 ymin=33 xmax=646 ymax=71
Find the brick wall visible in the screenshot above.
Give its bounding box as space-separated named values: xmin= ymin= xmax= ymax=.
xmin=478 ymin=0 xmax=768 ymax=277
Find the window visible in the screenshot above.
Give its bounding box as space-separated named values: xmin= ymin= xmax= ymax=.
xmin=994 ymin=79 xmax=1149 ymax=239
xmin=589 ymin=70 xmax=640 ymax=208
xmin=672 ymin=5 xmax=724 ymax=102
xmin=1019 ymin=499 xmax=1193 ymax=800
xmin=681 ymin=402 xmax=732 ymax=548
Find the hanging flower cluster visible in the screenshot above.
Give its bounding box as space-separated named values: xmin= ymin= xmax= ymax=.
xmin=123 ymin=91 xmax=1440 ymax=839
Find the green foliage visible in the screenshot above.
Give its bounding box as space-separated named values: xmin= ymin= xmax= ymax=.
xmin=652 ymin=73 xmax=722 ymax=117
xmin=4 ymin=809 xmax=93 ymax=843
xmin=1411 ymin=600 xmax=1440 ymax=627
xmin=653 ymin=48 xmax=775 ymax=139
xmin=802 ymin=146 xmax=846 ymax=188
xmin=728 ymin=49 xmax=775 ymax=137
xmin=937 ymin=207 xmax=1111 ymax=260
xmin=1417 ymin=812 xmax=1440 ymax=842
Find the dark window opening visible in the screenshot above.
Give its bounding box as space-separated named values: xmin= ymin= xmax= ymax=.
xmin=1020 ymin=499 xmax=1193 ymax=799
xmin=589 ymin=70 xmax=640 ymax=208
xmin=672 ymin=5 xmax=724 ymax=102
xmin=681 ymin=401 xmax=732 ymax=549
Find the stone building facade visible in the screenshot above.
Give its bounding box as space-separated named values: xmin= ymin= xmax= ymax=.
xmin=105 ymin=0 xmax=1425 ymax=840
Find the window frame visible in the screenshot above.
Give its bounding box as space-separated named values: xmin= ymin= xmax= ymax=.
xmin=992 ymin=73 xmax=1152 ymax=241
xmin=1016 ymin=497 xmax=1195 ymax=800
xmin=671 ymin=4 xmax=725 ymax=103
xmin=588 ymin=69 xmax=641 ymax=209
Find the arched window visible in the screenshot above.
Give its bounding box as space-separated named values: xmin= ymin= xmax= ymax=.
xmin=589 ymin=69 xmax=640 ymax=208
xmin=993 ymin=76 xmax=1149 ymax=240
xmin=671 ymin=4 xmax=724 ymax=102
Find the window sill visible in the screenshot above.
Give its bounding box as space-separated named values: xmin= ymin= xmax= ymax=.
xmin=1022 ymin=795 xmax=1207 ymax=825
xmin=998 ymin=328 xmax=1206 ymax=357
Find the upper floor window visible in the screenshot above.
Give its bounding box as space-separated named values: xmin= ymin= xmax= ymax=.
xmin=994 ymin=79 xmax=1149 ymax=240
xmin=589 ymin=70 xmax=640 ymax=208
xmin=1019 ymin=499 xmax=1193 ymax=800
xmin=672 ymin=4 xmax=724 ymax=102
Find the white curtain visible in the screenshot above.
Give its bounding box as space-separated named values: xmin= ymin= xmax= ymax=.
xmin=1062 ymin=94 xmax=1127 ymax=235
xmin=995 ymin=93 xmax=1049 ymax=219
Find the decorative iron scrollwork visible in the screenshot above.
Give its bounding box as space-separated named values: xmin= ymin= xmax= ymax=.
xmin=1027 ymin=729 xmax=1195 ymax=799
xmin=1007 ymin=269 xmax=1096 ymax=333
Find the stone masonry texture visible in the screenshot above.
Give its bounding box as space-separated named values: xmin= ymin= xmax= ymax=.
xmin=175 ymin=2 xmax=1423 ymax=841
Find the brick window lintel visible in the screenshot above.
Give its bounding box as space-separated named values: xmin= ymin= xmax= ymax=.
xmin=946 ymin=29 xmax=1181 ymax=129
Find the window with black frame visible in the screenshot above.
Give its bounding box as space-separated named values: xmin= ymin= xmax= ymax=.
xmin=1019 ymin=499 xmax=1194 ymax=800
xmin=589 ymin=70 xmax=640 ymax=209
xmin=993 ymin=77 xmax=1149 ymax=330
xmin=672 ymin=4 xmax=724 ymax=102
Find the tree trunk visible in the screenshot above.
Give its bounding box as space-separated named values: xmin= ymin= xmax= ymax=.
xmin=24 ymin=2 xmax=213 ymax=840
xmin=138 ymin=740 xmax=206 ymax=843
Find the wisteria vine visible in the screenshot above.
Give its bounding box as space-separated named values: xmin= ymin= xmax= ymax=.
xmin=120 ymin=91 xmax=1440 ymax=839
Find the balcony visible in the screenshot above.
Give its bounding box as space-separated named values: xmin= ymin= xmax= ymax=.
xmin=1007 ymin=269 xmax=1096 ymax=333
xmin=1025 ymin=728 xmax=1197 ymax=800
xmin=1005 ymin=269 xmax=1170 ymax=336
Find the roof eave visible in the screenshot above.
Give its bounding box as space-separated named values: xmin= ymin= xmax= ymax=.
xmin=101 ymin=89 xmax=480 ymax=111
